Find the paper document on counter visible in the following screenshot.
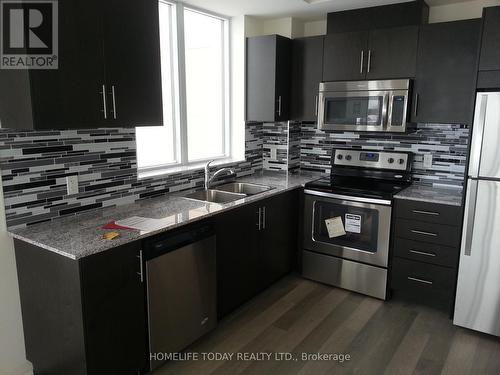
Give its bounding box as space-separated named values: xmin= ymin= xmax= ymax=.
xmin=115 ymin=216 xmax=175 ymax=232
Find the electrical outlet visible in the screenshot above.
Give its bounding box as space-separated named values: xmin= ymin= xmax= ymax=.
xmin=271 ymin=148 xmax=277 ymax=160
xmin=66 ymin=175 xmax=79 ymax=195
xmin=423 ymin=154 xmax=433 ymax=169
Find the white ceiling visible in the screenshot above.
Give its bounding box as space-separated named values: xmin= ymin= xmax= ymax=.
xmin=181 ymin=0 xmax=471 ymax=19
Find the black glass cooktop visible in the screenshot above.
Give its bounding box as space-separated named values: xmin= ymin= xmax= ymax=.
xmin=305 ymin=176 xmax=410 ymax=201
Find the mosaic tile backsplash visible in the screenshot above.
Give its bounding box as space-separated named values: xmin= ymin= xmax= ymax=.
xmin=0 ymin=121 xmax=469 ymax=229
xmin=0 ymin=124 xmax=263 ymax=229
xmin=300 ymin=122 xmax=469 ymax=188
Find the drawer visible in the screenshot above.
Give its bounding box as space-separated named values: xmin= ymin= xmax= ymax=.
xmin=391 ymin=257 xmax=456 ymax=312
xmin=395 ymin=199 xmax=462 ymax=226
xmin=394 ymin=218 xmax=461 ymax=247
xmin=392 ymin=238 xmax=459 ymax=268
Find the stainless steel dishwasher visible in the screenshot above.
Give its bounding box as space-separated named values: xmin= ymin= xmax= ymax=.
xmin=144 ymin=225 xmax=217 ymax=371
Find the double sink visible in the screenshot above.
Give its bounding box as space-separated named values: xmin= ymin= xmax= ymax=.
xmin=184 ymin=182 xmax=274 ymax=204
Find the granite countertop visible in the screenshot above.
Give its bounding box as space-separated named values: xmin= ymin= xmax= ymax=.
xmin=9 ymin=170 xmax=322 ymax=260
xmin=394 ymin=184 xmax=463 ymax=206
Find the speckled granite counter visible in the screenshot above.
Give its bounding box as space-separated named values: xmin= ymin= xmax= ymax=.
xmin=9 ymin=171 xmax=322 ymax=260
xmin=395 ymin=185 xmax=463 ymax=206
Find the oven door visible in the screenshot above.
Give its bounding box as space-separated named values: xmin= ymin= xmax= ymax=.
xmin=318 ymin=90 xmax=389 ymax=132
xmin=303 ymin=192 xmax=392 ymax=268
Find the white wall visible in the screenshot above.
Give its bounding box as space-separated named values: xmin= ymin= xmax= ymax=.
xmin=0 ymin=176 xmax=32 ymax=375
xmin=429 ymin=0 xmax=500 ymax=22
xmin=231 ymin=15 xmax=246 ymax=160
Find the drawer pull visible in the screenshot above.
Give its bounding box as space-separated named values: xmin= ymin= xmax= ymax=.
xmin=409 ymin=249 xmax=437 ymax=257
xmin=408 ymin=276 xmax=433 ymax=285
xmin=411 ymin=229 xmax=438 ymax=237
xmin=412 ymin=210 xmax=440 ymax=216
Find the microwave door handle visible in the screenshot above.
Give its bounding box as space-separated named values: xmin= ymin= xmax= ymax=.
xmin=386 ymin=94 xmax=394 ymax=129
xmin=381 ymin=93 xmax=389 ymax=127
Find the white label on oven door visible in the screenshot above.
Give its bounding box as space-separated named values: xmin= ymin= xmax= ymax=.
xmin=345 ymin=214 xmax=361 ymax=233
xmin=325 ymin=217 xmax=346 ymax=238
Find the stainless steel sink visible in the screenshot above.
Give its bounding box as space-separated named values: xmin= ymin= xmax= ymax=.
xmin=183 ymin=189 xmax=246 ymax=204
xmin=215 ymin=182 xmax=274 ymax=196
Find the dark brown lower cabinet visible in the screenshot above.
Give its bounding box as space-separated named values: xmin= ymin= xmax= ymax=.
xmin=390 ymin=199 xmax=463 ymax=314
xmin=216 ymin=190 xmax=298 ymax=318
xmin=14 ymin=240 xmax=147 ymax=375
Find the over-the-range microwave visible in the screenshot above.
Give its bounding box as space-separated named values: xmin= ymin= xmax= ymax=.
xmin=318 ymin=79 xmax=412 ymax=133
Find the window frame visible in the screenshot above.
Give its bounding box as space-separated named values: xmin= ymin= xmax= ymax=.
xmin=137 ymin=0 xmax=232 ymax=174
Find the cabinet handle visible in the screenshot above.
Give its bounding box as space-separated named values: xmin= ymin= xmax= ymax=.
xmin=257 ymin=208 xmax=261 ymax=231
xmin=409 ymin=249 xmax=437 ymax=257
xmin=110 ymin=85 xmax=117 ymax=119
xmin=137 ymin=250 xmax=144 ymax=283
xmin=414 ymin=94 xmax=419 ymax=117
xmin=412 ymin=210 xmax=440 ymax=216
xmin=315 ymin=95 xmax=319 ymax=117
xmin=408 ymin=276 xmax=433 ymax=285
xmin=360 ymin=50 xmax=364 ymax=74
xmin=262 ymin=206 xmax=266 ymax=230
xmin=367 ymin=50 xmax=372 ymax=73
xmin=411 ymin=229 xmax=438 ymax=237
xmin=277 ymin=96 xmax=282 ymax=117
xmin=100 ymin=84 xmax=107 ymax=120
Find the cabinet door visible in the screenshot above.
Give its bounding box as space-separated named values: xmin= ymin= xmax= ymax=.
xmin=246 ymin=35 xmax=277 ymax=122
xmin=323 ymin=32 xmax=368 ymax=81
xmin=215 ymin=202 xmax=261 ymax=318
xmin=102 ymin=0 xmax=163 ymax=127
xmin=80 ymin=242 xmax=148 ymax=374
xmin=29 ymin=0 xmax=106 ymax=129
xmin=259 ymin=191 xmax=298 ymax=289
xmin=412 ymin=20 xmax=481 ymax=125
xmin=291 ymin=36 xmax=324 ymax=121
xmin=366 ymin=26 xmax=418 ymax=79
xmin=275 ymin=36 xmax=292 ymax=122
xmin=479 ymin=6 xmax=500 ymax=71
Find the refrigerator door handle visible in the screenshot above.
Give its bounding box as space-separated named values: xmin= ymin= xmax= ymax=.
xmin=469 ymin=95 xmax=488 ymax=178
xmin=463 ymin=179 xmax=479 ymax=256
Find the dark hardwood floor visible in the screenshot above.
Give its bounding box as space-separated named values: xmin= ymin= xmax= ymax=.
xmin=153 ymin=276 xmax=500 ymax=375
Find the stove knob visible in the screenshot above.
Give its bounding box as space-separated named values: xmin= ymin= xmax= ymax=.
xmin=345 ymin=155 xmax=352 ymax=161
xmin=388 ymin=158 xmax=395 ymax=164
xmin=399 ymin=158 xmax=405 ymax=165
xmin=337 ymin=154 xmax=343 ymax=160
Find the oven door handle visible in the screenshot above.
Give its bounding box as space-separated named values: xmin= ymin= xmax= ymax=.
xmin=304 ymin=189 xmax=392 ymax=206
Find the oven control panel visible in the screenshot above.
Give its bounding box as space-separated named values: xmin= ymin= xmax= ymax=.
xmin=333 ymin=149 xmax=409 ymax=171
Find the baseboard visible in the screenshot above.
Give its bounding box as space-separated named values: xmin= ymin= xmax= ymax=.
xmin=0 ymin=360 xmax=33 ymax=375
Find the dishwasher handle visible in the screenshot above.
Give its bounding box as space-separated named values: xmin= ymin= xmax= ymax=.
xmin=144 ymin=224 xmax=214 ymax=260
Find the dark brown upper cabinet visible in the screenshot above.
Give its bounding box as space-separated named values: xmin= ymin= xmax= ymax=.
xmin=322 ymin=26 xmax=419 ymax=82
xmin=290 ymin=36 xmax=324 ymax=122
xmin=246 ymin=35 xmax=291 ymax=122
xmin=479 ymin=6 xmax=500 ymax=71
xmin=326 ymin=0 xmax=429 ymax=34
xmin=411 ymin=20 xmax=481 ymax=125
xmin=0 ymin=0 xmax=162 ymax=130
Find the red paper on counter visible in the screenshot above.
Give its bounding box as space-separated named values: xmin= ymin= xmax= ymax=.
xmin=102 ymin=221 xmax=136 ymax=231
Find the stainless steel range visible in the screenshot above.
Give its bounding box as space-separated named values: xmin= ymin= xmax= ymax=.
xmin=302 ymin=148 xmax=412 ymax=300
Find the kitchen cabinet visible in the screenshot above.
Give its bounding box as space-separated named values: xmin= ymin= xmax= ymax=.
xmin=323 ymin=32 xmax=368 ymax=82
xmin=322 ymin=26 xmax=418 ymax=81
xmin=246 ymin=35 xmax=291 ymax=122
xmin=290 ymin=36 xmax=324 ymax=121
xmin=390 ymin=199 xmax=463 ymax=314
xmin=411 ymin=20 xmax=481 ymax=125
xmin=0 ymin=0 xmax=162 ymax=130
xmin=326 ymin=0 xmax=428 ymax=34
xmin=14 ymin=240 xmax=147 ymax=374
xmin=216 ymin=190 xmax=298 ymax=318
xmin=479 ymin=6 xmax=500 ymax=71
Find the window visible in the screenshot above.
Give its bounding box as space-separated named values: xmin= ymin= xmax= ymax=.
xmin=136 ymin=1 xmax=231 ymax=172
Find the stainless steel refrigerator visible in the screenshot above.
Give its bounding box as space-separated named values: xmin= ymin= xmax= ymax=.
xmin=454 ymin=92 xmax=500 ymax=337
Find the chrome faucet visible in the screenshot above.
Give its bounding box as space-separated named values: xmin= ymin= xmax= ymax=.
xmin=204 ymin=160 xmax=236 ymax=190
